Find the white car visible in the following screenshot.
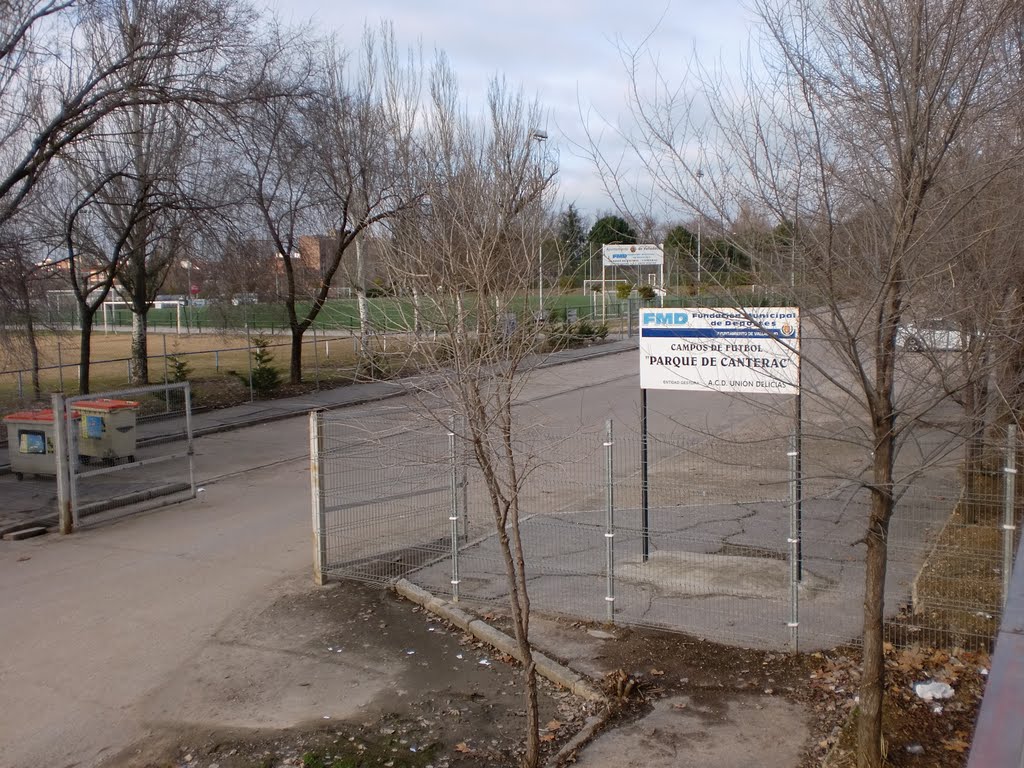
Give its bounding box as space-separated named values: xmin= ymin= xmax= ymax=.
xmin=896 ymin=322 xmax=966 ymax=352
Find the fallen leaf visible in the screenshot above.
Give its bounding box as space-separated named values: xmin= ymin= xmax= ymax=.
xmin=672 ymin=702 xmax=688 ymax=711
xmin=546 ymin=720 xmax=562 ymax=731
xmin=943 ymin=738 xmax=970 ymax=753
xmin=650 ymin=668 xmax=665 ymax=676
xmin=454 ymin=742 xmax=473 ymax=753
xmin=540 ymin=733 xmax=555 ymax=742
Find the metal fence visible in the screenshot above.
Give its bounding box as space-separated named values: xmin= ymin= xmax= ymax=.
xmin=0 ymin=333 xmax=358 ymax=416
xmin=311 ymin=409 xmax=1020 ymax=652
xmin=48 ymin=383 xmax=197 ymax=531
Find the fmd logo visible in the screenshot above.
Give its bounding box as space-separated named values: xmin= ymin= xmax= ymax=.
xmin=643 ymin=311 xmax=689 ymax=326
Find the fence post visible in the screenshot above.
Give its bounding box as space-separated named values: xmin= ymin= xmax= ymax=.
xmin=313 ymin=326 xmax=321 ymax=390
xmin=604 ymin=419 xmax=615 ymax=623
xmin=17 ymin=370 xmax=23 ymax=401
xmin=245 ymin=323 xmax=254 ymax=403
xmin=457 ymin=413 xmax=469 ymax=540
xmin=1004 ymin=425 xmax=1018 ymax=607
xmin=52 ymin=393 xmax=72 ymax=535
xmin=162 ymin=335 xmax=170 ymax=413
xmin=788 ymin=432 xmax=800 ymax=652
xmin=184 ymin=383 xmax=196 ymax=500
xmin=310 ymin=409 xmax=327 ymax=585
xmin=449 ymin=416 xmax=461 ymax=602
xmin=215 ymin=349 xmax=220 ymax=372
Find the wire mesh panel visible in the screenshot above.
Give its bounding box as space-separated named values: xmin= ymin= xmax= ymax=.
xmin=313 ymin=404 xmax=1020 ymax=653
xmin=315 ymin=406 xmax=454 ymax=584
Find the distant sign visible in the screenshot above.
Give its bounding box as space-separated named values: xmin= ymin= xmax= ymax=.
xmin=639 ymin=307 xmax=800 ymax=394
xmin=189 ymin=284 xmax=200 ymax=296
xmin=602 ymin=243 xmax=664 ymax=267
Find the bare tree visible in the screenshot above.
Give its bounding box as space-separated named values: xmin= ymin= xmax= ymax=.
xmin=0 ymin=224 xmax=51 ymax=400
xmin=234 ymin=23 xmax=423 ymax=384
xmin=384 ymin=59 xmax=557 ymax=768
xmin=590 ymin=1 xmax=1024 ymax=765
xmin=57 ymin=0 xmax=262 ymax=384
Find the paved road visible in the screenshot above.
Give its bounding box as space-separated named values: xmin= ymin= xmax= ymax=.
xmin=0 ymin=333 xmax=966 ymax=768
xmin=1 ymin=342 xmax=682 ymax=768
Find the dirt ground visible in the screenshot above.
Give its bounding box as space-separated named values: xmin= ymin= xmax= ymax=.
xmin=94 ymin=577 xmax=989 ymax=768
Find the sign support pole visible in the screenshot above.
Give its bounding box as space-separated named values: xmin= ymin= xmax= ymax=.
xmin=794 ymin=322 xmax=803 ymax=581
xmin=641 ymin=387 xmax=650 ymax=562
xmin=601 ymin=262 xmax=606 ymax=322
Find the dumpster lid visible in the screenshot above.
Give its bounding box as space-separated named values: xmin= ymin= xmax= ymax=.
xmin=74 ymin=399 xmax=140 ymax=412
xmin=4 ymin=409 xmax=80 ymax=423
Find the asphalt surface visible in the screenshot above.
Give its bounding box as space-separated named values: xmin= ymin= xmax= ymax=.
xmin=0 ymin=338 xmax=641 ymax=531
xmin=0 ymin=331 xmax=963 ymax=768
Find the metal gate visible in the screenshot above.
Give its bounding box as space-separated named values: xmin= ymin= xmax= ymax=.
xmin=52 ymin=382 xmax=196 ymax=532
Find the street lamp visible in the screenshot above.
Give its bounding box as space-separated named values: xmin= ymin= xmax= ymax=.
xmin=695 ymin=169 xmax=704 ymax=296
xmin=530 ymin=129 xmax=547 ymax=318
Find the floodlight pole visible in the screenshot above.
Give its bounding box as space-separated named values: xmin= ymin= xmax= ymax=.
xmin=530 ymin=129 xmax=547 ymax=318
xmin=696 ymin=169 xmax=704 ymax=296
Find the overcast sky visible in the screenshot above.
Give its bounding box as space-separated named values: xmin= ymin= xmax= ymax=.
xmin=266 ymin=1 xmax=757 ymax=223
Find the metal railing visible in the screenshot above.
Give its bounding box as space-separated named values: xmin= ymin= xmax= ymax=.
xmin=966 ymin=428 xmax=1024 ymax=768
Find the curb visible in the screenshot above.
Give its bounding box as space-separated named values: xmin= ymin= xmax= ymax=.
xmin=393 ymin=579 xmax=606 ymax=705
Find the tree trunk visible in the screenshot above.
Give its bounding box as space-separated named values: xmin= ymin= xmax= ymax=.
xmin=496 ymin=524 xmax=540 ymax=768
xmin=289 ymin=326 xmax=304 ymax=384
xmin=79 ymin=306 xmax=96 ymax=395
xmin=857 ymin=404 xmax=896 ymax=768
xmin=130 ymin=311 xmax=149 ymax=385
xmin=25 ymin=310 xmax=41 ymax=402
xmin=356 ymin=238 xmax=370 ymax=351
xmin=412 ymin=285 xmax=422 ymax=336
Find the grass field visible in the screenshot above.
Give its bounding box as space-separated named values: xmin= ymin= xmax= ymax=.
xmin=0 ymin=330 xmax=364 ymax=411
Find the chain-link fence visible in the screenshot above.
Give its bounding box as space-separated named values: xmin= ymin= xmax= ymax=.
xmin=312 ymin=408 xmax=1020 ymax=652
xmin=0 ymin=333 xmax=370 ymax=418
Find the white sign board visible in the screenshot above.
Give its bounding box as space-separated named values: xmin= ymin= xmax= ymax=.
xmin=639 ymin=307 xmax=800 ymax=394
xmin=602 ymin=243 xmax=664 ymax=267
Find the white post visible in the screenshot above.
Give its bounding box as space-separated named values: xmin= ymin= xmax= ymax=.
xmin=449 ymin=417 xmax=461 ymax=602
xmin=788 ymin=432 xmax=800 ymax=652
xmin=601 ymin=260 xmax=607 ymax=322
xmin=52 ymin=394 xmax=72 ymax=535
xmin=176 ymin=302 xmax=182 ymax=335
xmin=1004 ymin=425 xmax=1017 ymax=607
xmin=604 ymin=419 xmax=615 ymax=623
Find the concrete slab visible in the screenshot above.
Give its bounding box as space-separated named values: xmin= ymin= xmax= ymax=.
xmin=572 ymin=694 xmax=810 ymax=768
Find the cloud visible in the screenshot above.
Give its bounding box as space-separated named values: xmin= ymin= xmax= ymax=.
xmin=268 ymin=0 xmax=754 ymax=217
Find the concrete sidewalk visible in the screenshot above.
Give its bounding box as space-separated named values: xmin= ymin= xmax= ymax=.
xmin=0 ymin=338 xmax=638 ymax=532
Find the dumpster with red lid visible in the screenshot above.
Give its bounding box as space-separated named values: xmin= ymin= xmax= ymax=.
xmin=3 ymin=408 xmax=80 ymax=481
xmin=74 ymin=398 xmax=139 ymax=463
